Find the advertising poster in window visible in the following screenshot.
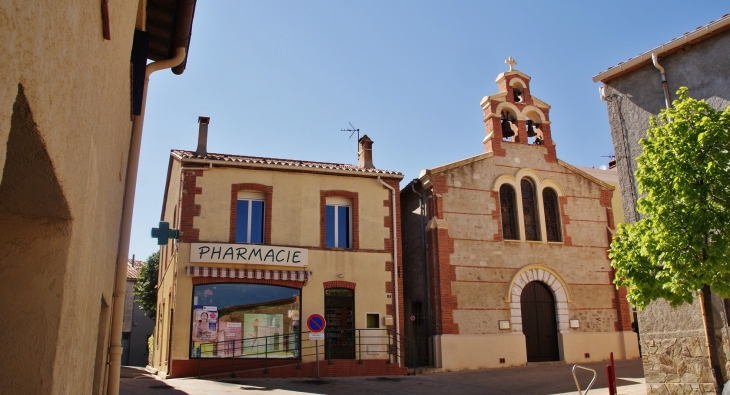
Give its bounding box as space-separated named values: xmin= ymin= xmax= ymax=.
xmin=243 ymin=314 xmax=292 ymax=357
xmin=216 ymin=322 xmax=242 ymax=357
xmin=192 ymin=306 xmax=218 ymax=357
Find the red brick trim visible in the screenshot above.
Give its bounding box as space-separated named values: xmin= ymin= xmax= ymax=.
xmin=180 ymin=170 xmax=203 ymax=243
xmin=192 ymin=276 xmax=303 ymax=289
xmin=599 ymin=189 xmax=613 ymax=208
xmin=608 ymin=271 xmax=632 ymax=332
xmin=558 ymin=196 xmax=572 ymax=246
xmin=541 ymin=124 xmax=557 ymax=163
xmin=490 ymin=190 xmax=504 ymax=241
xmin=230 ymin=183 xmax=273 ymax=244
xmin=323 ymin=280 xmax=356 ymax=290
xmin=319 ymin=190 xmax=360 ymax=250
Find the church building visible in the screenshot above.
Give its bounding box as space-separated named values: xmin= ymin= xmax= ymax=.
xmin=400 ymin=59 xmax=639 ymax=370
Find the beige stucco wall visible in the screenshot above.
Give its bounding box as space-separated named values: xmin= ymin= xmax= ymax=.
xmin=194 ymin=167 xmax=391 ymax=249
xmin=434 ymin=334 xmax=528 ymax=370
xmin=153 ymin=163 xmax=403 ymax=374
xmin=560 ymin=331 xmax=639 ymax=363
xmin=0 ymin=1 xmax=143 ymax=394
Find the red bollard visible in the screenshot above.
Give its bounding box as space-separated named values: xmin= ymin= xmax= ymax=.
xmin=606 ymin=365 xmax=615 ymax=395
xmin=610 ymin=352 xmax=617 ymax=394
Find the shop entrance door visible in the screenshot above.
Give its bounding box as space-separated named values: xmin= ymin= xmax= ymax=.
xmin=324 ymin=288 xmax=355 ymax=359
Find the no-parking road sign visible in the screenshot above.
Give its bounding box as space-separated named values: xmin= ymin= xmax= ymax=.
xmin=306 ymin=314 xmax=326 ymax=333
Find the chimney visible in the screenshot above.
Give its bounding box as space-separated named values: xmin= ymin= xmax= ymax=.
xmin=195 ymin=116 xmax=210 ymax=157
xmin=358 ymin=135 xmax=375 ymax=169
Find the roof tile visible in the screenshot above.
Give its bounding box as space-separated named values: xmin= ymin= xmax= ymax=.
xmin=172 ymin=149 xmax=403 ymax=176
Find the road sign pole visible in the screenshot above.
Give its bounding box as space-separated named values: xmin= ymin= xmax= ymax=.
xmin=315 ymin=340 xmax=320 ymax=380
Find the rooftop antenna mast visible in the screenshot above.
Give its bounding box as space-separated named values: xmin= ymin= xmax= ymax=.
xmin=341 ymin=122 xmax=360 ymax=159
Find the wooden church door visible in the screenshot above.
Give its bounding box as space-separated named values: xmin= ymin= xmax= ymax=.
xmin=521 ymin=281 xmax=560 ymax=362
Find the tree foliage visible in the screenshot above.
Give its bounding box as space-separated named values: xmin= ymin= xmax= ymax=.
xmin=610 ymin=87 xmax=730 ymax=308
xmin=133 ymin=251 xmax=159 ymax=322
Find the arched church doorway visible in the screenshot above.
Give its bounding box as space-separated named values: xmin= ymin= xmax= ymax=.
xmin=521 ymin=281 xmax=560 ymax=362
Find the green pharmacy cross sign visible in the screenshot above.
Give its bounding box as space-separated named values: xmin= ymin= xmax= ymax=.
xmin=151 ymin=221 xmax=180 ymax=245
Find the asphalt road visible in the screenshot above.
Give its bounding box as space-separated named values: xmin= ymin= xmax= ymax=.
xmin=121 ymin=358 xmax=644 ymax=395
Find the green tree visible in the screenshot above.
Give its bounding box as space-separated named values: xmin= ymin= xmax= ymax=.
xmin=133 ymin=251 xmax=159 ymax=322
xmin=610 ymin=87 xmax=730 ymax=394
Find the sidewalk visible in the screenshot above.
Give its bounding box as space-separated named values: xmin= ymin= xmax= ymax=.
xmin=121 ymin=359 xmax=646 ymax=395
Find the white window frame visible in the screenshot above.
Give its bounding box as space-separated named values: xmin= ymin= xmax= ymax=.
xmin=237 ymin=191 xmax=265 ymax=244
xmin=326 ymin=196 xmax=352 ymax=248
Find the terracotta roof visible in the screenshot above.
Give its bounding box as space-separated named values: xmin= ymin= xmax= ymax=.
xmin=593 ymin=14 xmax=730 ymax=83
xmin=171 ymin=149 xmax=403 ymax=176
xmin=127 ymin=259 xmax=146 ymax=280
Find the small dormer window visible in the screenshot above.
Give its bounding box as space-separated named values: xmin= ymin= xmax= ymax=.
xmin=513 ymin=88 xmax=524 ymax=102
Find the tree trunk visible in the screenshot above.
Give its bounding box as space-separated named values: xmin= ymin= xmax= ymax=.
xmin=700 ymin=284 xmax=724 ymax=394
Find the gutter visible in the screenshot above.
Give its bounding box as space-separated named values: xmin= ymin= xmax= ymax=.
xmin=377 ymin=176 xmax=402 ymax=367
xmin=592 ymin=14 xmax=730 ymax=83
xmin=107 ymin=47 xmax=186 ymax=395
xmin=652 ymin=53 xmax=671 ymax=109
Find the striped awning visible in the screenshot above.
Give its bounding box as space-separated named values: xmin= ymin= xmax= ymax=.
xmin=185 ymin=266 xmax=311 ymax=281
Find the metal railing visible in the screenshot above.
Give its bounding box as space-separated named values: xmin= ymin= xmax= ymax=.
xmin=192 ymin=328 xmax=417 ymax=378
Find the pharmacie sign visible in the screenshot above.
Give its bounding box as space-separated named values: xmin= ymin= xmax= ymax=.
xmin=190 ymin=243 xmax=308 ymax=267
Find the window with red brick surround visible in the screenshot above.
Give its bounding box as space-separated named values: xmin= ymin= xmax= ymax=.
xmin=230 ymin=183 xmax=273 ymax=244
xmin=320 ymin=190 xmax=359 ymax=250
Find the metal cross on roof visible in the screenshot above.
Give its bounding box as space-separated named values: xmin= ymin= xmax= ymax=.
xmin=505 ymin=56 xmax=517 ymax=72
xmin=151 ymin=221 xmax=180 ymax=246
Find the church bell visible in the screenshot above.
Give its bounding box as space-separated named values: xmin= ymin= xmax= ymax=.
xmin=501 ymin=118 xmax=515 ymax=138
xmin=527 ymin=119 xmax=537 ymax=137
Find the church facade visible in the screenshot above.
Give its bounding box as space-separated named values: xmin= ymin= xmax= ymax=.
xmin=400 ymin=62 xmax=639 ymax=370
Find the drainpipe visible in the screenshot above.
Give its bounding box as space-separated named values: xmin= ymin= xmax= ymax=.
xmin=410 ymin=182 xmax=430 ymax=342
xmin=651 ymin=53 xmax=671 ymax=109
xmin=107 ymin=47 xmax=186 ymax=395
xmin=378 ymin=176 xmax=401 ymax=367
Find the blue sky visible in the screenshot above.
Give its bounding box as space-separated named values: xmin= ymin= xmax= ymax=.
xmin=130 ymin=1 xmax=729 ymax=260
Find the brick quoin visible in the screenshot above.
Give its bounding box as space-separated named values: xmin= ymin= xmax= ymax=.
xmin=558 ymin=195 xmax=572 ymax=246
xmin=229 ymin=183 xmax=273 ymax=244
xmin=380 ymin=178 xmax=405 ymax=350
xmin=599 ymin=189 xmax=613 ymax=208
xmin=320 ymin=190 xmax=360 ymax=250
xmin=490 ymin=190 xmax=504 ymax=241
xmin=323 ymin=281 xmax=356 ymax=290
xmin=607 ymin=270 xmax=632 ymax=331
xmin=180 ymin=169 xmax=202 ymax=243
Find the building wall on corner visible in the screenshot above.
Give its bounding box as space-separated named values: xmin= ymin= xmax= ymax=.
xmin=0 ymin=1 xmax=140 ymax=394
xmin=601 ymin=28 xmax=730 ymax=395
xmin=602 ymin=29 xmax=730 ymax=224
xmin=400 ymin=188 xmax=427 ymax=339
xmin=153 ymin=164 xmax=404 ymax=375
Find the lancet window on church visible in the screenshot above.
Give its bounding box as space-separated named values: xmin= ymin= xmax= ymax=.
xmin=543 ymin=188 xmax=562 ymax=242
xmin=499 ymin=184 xmax=519 ymax=240
xmin=521 ymin=178 xmax=541 ymax=241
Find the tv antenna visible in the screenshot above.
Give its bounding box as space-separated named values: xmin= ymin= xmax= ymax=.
xmin=341 ymin=122 xmax=360 ymax=142
xmin=341 ymin=122 xmax=360 ymax=158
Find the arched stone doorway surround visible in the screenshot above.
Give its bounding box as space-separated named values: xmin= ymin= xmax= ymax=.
xmin=505 ymin=264 xmax=572 ymax=334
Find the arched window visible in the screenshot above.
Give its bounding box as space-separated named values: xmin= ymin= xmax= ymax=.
xmin=543 ymin=188 xmax=562 ymax=242
xmin=499 ymin=184 xmax=519 ymax=240
xmin=521 ymin=178 xmax=540 ymax=241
